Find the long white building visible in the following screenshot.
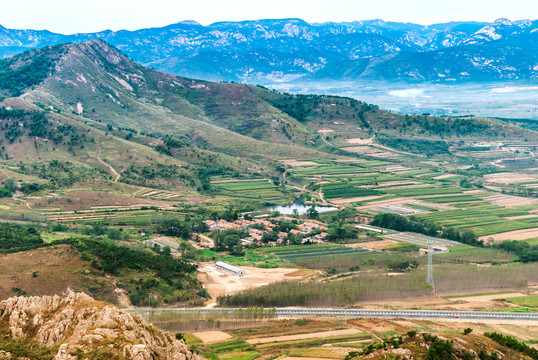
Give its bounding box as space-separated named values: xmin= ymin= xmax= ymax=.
xmin=215 ymin=261 xmax=246 ymax=276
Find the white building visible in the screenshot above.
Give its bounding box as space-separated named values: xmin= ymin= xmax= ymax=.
xmin=419 ymin=245 xmax=449 ymax=255
xmin=215 ymin=261 xmax=246 ymax=276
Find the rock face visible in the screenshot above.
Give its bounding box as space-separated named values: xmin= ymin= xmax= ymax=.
xmin=0 ymin=292 xmax=199 ymax=360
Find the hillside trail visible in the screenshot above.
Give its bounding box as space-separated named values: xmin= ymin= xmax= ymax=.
xmin=0 ymin=169 xmax=33 ymax=210
xmin=97 ymin=156 xmax=120 ymax=182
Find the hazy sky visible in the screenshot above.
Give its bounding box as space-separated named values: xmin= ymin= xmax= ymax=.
xmin=2 ymin=0 xmax=537 ymax=34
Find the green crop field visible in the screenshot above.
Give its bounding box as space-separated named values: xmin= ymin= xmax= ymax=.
xmin=269 ymin=245 xmax=371 ymax=262
xmin=421 ymin=195 xmax=482 ymax=203
xmin=212 ymin=180 xmax=276 ymax=191
xmin=496 ymin=295 xmax=538 ymax=308
xmin=259 ymin=243 xmax=342 ymax=254
xmin=385 ymin=187 xmax=464 ymax=196
xmin=322 ymin=182 xmax=380 ymax=199
xmin=416 ymin=206 xmax=538 ymax=236
xmin=291 ymin=164 xmax=369 ymax=176
xmin=211 ymin=179 xmax=291 ymax=202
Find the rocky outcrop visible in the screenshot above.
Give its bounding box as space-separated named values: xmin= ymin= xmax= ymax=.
xmin=0 ymin=292 xmax=199 ymax=360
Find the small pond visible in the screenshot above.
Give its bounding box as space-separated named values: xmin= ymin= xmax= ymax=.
xmin=266 ymin=200 xmax=337 ymax=215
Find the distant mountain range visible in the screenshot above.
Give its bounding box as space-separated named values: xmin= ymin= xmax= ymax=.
xmin=1 ymin=18 xmax=537 ymax=83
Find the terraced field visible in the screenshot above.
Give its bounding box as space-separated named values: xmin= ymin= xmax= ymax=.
xmin=383 ymin=232 xmax=461 ymax=247
xmin=291 ymin=164 xmax=371 ymax=177
xmin=211 ymin=179 xmax=291 ymax=202
xmin=322 ymin=182 xmax=380 ymax=199
xmin=416 ymin=205 xmax=538 ymax=237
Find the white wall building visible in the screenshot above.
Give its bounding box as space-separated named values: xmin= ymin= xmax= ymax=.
xmin=215 ymin=261 xmax=246 ymax=276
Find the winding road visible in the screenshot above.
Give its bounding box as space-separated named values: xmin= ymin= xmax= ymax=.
xmin=97 ymin=156 xmax=121 ymax=182
xmin=129 ymin=307 xmax=538 ymax=322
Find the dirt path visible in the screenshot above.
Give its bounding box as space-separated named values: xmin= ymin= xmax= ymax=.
xmin=13 ymin=192 xmax=33 ymax=210
xmin=97 ymin=156 xmax=120 ymax=182
xmin=196 ymin=234 xmax=215 ymax=248
xmin=246 ymin=328 xmax=362 ymax=344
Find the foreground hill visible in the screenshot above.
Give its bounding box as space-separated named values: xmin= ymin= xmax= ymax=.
xmin=0 ymin=292 xmax=199 ymax=359
xmin=0 ymin=40 xmax=535 ymax=204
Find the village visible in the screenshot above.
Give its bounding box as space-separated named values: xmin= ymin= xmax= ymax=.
xmin=204 ymin=215 xmax=329 ymax=246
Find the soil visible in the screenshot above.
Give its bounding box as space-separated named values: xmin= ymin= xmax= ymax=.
xmin=192 ymin=330 xmax=232 ymax=343
xmin=484 ymin=173 xmax=537 ymax=184
xmin=349 ymin=240 xmax=398 ymax=251
xmin=433 ymin=174 xmax=457 ymax=180
xmin=447 ymin=293 xmax=527 ymax=302
xmin=246 ymin=328 xmax=362 ymax=344
xmin=330 ymin=195 xmax=383 ymax=204
xmin=32 ymin=190 xmax=165 ymax=211
xmin=197 ymin=265 xmax=305 ymax=307
xmin=280 ymin=160 xmax=319 ymax=167
xmin=480 ymin=228 xmax=538 ymax=242
xmin=355 ymin=197 xmax=414 ymax=210
xmin=0 ymin=244 xmax=118 ymax=304
xmin=343 ymin=146 xmax=398 ymax=159
xmin=486 ymin=194 xmax=538 ymax=207
xmin=346 ymin=137 xmax=374 ymax=145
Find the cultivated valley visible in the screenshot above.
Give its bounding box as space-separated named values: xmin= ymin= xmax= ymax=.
xmin=0 ymin=15 xmax=537 ymax=360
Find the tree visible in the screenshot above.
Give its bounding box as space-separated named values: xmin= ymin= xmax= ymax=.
xmin=463 ymin=328 xmax=473 ymax=335
xmin=426 ymin=339 xmax=455 ymax=360
xmin=306 ymin=205 xmax=319 ymax=219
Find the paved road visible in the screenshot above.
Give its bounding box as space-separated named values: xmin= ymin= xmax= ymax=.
xmin=129 ymin=307 xmax=538 ymax=321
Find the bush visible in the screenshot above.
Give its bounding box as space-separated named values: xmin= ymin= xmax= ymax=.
xmin=294 ymin=318 xmax=310 ymax=325
xmin=426 ymin=338 xmax=455 ymax=360
xmin=0 ymin=223 xmax=43 ymax=250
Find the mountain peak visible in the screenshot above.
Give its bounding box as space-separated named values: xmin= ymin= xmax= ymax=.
xmin=493 ymin=18 xmax=514 ymax=26
xmin=178 ymin=20 xmax=201 ymax=26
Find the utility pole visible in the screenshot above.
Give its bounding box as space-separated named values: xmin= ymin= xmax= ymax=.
xmin=426 ymin=241 xmax=435 ymax=294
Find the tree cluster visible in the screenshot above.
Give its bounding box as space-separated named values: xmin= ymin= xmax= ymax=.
xmin=0 ymin=223 xmax=43 ymax=250
xmin=494 ymin=240 xmax=538 ymax=263
xmin=370 ymin=213 xmax=482 ymax=246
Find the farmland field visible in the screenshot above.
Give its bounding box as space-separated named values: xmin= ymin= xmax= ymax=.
xmin=496 ymin=294 xmax=538 ymax=308
xmin=322 ymin=182 xmax=380 ymax=199
xmin=211 ymin=179 xmax=291 ymax=202
xmin=262 ymin=244 xmax=372 ymax=263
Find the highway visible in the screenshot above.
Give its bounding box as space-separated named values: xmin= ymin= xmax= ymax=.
xmin=128 ymin=307 xmax=538 ymax=322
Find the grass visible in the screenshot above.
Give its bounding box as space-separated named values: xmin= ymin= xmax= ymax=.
xmin=219 ymin=250 xmax=288 ymax=268
xmin=207 ymin=339 xmax=253 ymax=354
xmin=442 ymin=291 xmax=515 ymax=299
xmin=219 ymin=351 xmax=261 ymax=360
xmin=436 ymin=245 xmax=515 ymax=263
xmin=525 ymin=238 xmax=538 ymax=246
xmin=183 ymin=333 xmax=203 ymax=344
xmin=491 ymin=307 xmax=538 ymax=313
xmin=288 ymin=348 xmax=342 ymax=359
xmin=496 ymin=295 xmax=538 ymax=308
xmin=256 ymin=333 xmax=371 ymax=349
xmin=210 ymin=180 xmax=290 ymax=202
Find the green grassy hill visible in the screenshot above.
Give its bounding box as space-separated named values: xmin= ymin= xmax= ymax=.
xmin=0 ymin=40 xmax=535 ymax=200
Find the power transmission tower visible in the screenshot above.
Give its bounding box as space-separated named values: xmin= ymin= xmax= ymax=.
xmin=426 ymin=241 xmax=435 ymax=293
